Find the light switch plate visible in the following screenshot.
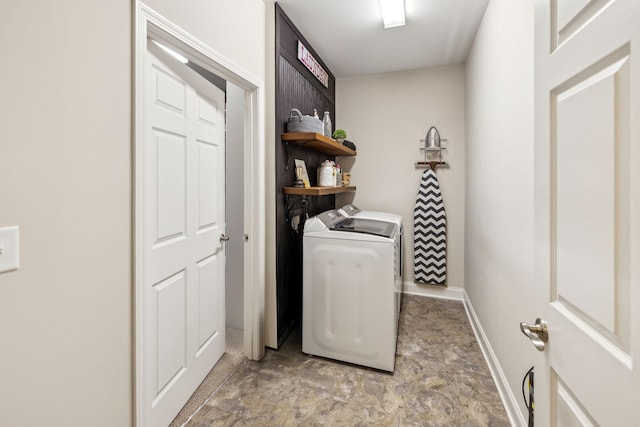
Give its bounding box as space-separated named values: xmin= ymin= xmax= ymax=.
xmin=0 ymin=226 xmax=19 ymax=273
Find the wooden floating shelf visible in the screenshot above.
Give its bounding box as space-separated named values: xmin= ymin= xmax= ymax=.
xmin=282 ymin=132 xmax=356 ymax=156
xmin=283 ymin=186 xmax=357 ymax=196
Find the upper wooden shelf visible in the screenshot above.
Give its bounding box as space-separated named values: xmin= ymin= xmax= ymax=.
xmin=282 ymin=132 xmax=356 ymax=156
xmin=283 ymin=186 xmax=356 ymax=196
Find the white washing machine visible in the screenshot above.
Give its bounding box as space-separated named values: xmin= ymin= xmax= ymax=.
xmin=302 ymin=209 xmax=401 ymax=372
xmin=338 ymin=204 xmax=404 ymax=312
xmin=338 ymin=203 xmax=402 ymax=228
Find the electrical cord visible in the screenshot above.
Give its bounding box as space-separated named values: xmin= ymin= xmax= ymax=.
xmin=522 ymin=366 xmax=534 ymax=427
xmin=286 ymin=196 xmax=308 ymax=234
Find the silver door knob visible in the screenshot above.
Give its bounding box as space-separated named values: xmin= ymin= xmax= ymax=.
xmin=520 ymin=318 xmax=548 ymax=351
xmin=220 ymin=234 xmax=230 ymax=243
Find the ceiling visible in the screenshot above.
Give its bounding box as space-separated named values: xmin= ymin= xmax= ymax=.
xmin=275 ymin=0 xmax=490 ymax=78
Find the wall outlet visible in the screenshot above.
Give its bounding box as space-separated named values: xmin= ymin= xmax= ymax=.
xmin=0 ymin=226 xmax=19 ymax=273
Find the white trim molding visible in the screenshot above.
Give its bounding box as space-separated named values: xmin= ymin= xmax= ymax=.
xmin=403 ymin=281 xmax=465 ymax=301
xmin=463 ymin=292 xmax=526 ymax=427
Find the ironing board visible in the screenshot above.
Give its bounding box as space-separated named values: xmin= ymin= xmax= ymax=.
xmin=413 ymin=168 xmax=447 ymax=285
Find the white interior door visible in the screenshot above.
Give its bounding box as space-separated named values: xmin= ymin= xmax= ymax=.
xmin=533 ymin=0 xmax=639 ymax=425
xmin=143 ymin=39 xmax=226 ymax=426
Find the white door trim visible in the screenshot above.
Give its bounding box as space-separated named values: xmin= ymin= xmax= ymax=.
xmin=134 ymin=3 xmax=265 ymax=425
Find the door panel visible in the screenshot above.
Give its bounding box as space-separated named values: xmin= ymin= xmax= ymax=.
xmin=197 ymin=254 xmax=221 ymax=351
xmin=553 ymin=0 xmax=613 ymax=50
xmin=155 ymin=130 xmax=187 ymax=241
xmin=535 ymin=0 xmax=639 ymax=425
xmin=554 ymin=372 xmax=598 ymax=427
xmin=552 ymin=51 xmax=630 ymax=338
xmin=154 ymin=66 xmax=186 ymax=113
xmin=144 ymin=39 xmax=226 ymax=426
xmin=197 ymin=141 xmax=220 ymax=230
xmin=555 ymin=0 xmax=590 ymax=30
xmin=155 ymin=271 xmax=187 ymax=393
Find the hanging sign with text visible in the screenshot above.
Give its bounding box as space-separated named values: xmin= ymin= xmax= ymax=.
xmin=297 ymin=41 xmax=329 ymax=88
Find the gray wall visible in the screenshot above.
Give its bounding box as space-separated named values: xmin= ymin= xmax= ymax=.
xmin=464 ymin=0 xmax=536 ymax=422
xmin=226 ymin=83 xmax=245 ymax=330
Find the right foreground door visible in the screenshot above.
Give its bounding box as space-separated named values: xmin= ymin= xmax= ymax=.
xmin=534 ymin=0 xmax=640 ymax=425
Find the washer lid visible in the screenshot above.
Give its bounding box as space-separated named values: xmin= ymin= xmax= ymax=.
xmin=355 ymin=211 xmax=403 ymax=227
xmin=313 ymin=209 xmax=346 ymax=228
xmin=338 ymin=204 xmax=361 ymax=216
xmin=329 ymin=218 xmax=395 ymax=238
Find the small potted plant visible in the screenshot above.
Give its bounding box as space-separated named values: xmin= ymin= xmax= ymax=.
xmin=332 ymin=129 xmax=347 ymax=143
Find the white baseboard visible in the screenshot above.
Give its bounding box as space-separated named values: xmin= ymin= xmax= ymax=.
xmin=462 ymin=292 xmax=526 ymax=427
xmin=402 ymin=281 xmax=464 ymax=301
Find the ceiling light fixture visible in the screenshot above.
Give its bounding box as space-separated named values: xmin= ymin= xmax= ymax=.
xmin=378 ymin=0 xmax=405 ymax=28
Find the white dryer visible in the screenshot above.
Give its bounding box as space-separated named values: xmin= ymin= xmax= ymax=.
xmin=303 ymin=209 xmax=401 ymax=372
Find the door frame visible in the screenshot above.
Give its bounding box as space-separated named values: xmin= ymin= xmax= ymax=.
xmin=133 ymin=3 xmax=266 ymax=425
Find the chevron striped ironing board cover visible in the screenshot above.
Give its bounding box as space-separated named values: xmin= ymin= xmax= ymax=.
xmin=413 ymin=169 xmax=446 ymax=285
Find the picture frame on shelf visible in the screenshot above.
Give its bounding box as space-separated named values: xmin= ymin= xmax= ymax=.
xmin=294 ymin=159 xmax=310 ymax=188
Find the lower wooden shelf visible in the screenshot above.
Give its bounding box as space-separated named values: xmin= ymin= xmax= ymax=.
xmin=283 ymin=186 xmax=356 ymax=196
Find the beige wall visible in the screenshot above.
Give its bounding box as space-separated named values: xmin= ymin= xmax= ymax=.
xmin=142 ymin=0 xmax=266 ymax=81
xmin=465 ymin=0 xmax=536 ymax=422
xmin=264 ymin=2 xmax=278 ymax=348
xmin=335 ymin=65 xmax=466 ymax=288
xmin=0 ymin=1 xmax=266 ymax=425
xmin=0 ymin=1 xmax=132 ymax=425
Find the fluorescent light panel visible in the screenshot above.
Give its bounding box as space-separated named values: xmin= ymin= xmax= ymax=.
xmin=378 ymin=0 xmax=405 ymax=28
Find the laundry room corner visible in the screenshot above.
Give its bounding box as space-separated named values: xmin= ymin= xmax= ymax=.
xmin=335 ymin=65 xmax=466 ymax=291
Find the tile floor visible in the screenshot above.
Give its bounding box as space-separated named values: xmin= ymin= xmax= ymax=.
xmin=186 ymin=295 xmax=510 ymax=426
xmin=171 ymin=328 xmax=246 ymax=427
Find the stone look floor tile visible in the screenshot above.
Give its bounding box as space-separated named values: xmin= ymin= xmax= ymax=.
xmin=186 ymin=295 xmax=510 ymax=426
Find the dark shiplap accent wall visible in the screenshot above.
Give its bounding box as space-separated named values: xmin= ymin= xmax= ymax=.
xmin=274 ymin=4 xmax=336 ymax=346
